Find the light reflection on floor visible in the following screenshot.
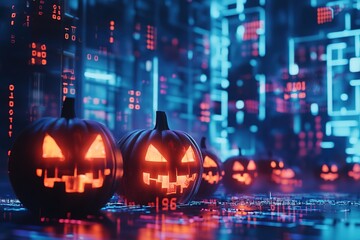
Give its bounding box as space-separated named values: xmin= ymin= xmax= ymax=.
xmin=2 ymin=189 xmax=360 ymax=240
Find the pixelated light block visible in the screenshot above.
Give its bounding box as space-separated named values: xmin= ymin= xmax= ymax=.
xmin=317 ymin=7 xmax=333 ymax=24
xmin=350 ymin=57 xmax=360 ymax=73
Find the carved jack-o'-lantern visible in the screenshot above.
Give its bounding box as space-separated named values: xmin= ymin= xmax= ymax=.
xmin=256 ymin=153 xmax=290 ymax=189
xmin=257 ymin=152 xmax=284 ymax=178
xmin=195 ymin=137 xmax=223 ymax=198
xmin=319 ymin=163 xmax=339 ymax=182
xmin=117 ymin=111 xmax=202 ymax=205
xmin=223 ymin=149 xmax=257 ymax=193
xmin=271 ymin=167 xmax=302 ymax=187
xmin=8 ymin=98 xmax=123 ymax=215
xmin=346 ymin=163 xmax=360 ymax=181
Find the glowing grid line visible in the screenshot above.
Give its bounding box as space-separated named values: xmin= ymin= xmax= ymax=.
xmin=326 ymin=42 xmax=360 ymax=116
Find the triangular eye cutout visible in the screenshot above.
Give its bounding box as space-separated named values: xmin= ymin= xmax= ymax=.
xmin=181 ymin=147 xmax=195 ymax=163
xmin=85 ymin=134 xmax=106 ymax=159
xmin=247 ymin=160 xmax=256 ymax=171
xmin=232 ymin=161 xmax=244 ymax=171
xmin=42 ymin=134 xmax=65 ymax=160
xmin=145 ymin=144 xmax=167 ymax=162
xmin=204 ymin=156 xmax=217 ymax=167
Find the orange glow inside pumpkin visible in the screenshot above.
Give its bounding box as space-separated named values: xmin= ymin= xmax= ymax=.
xmin=42 ymin=134 xmax=65 ymax=160
xmin=247 ymin=160 xmax=256 ymax=171
xmin=143 ymin=144 xmax=197 ymax=194
xmin=85 ymin=134 xmax=106 ymax=159
xmin=348 ymin=163 xmax=360 ymax=181
xmin=232 ymin=173 xmax=252 ymax=185
xmin=145 ymin=144 xmax=168 ymax=162
xmin=271 ymin=160 xmax=284 ymax=169
xmin=181 ymin=147 xmax=196 ymax=163
xmin=38 ymin=134 xmax=110 ymax=193
xmin=320 ymin=164 xmax=339 ymax=181
xmin=271 ymin=168 xmax=302 ymax=186
xmin=202 ymin=156 xmax=221 ymax=184
xmin=231 ymin=161 xmax=257 ymax=185
xmin=203 ymin=156 xmax=218 ymax=168
xmin=232 ymin=161 xmax=244 ymax=171
xmin=270 ymin=161 xmax=276 ymax=168
xmin=272 ymin=168 xmax=295 ymax=178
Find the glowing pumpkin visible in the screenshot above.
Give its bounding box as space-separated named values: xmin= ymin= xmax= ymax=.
xmin=8 ymin=98 xmax=123 ymax=215
xmin=222 ymin=149 xmax=257 ymax=193
xmin=117 ymin=111 xmax=202 ymax=205
xmin=345 ymin=163 xmax=360 ymax=181
xmin=271 ymin=167 xmax=302 ymax=187
xmin=318 ymin=163 xmax=339 ymax=182
xmin=257 ymin=153 xmax=284 ymax=182
xmin=195 ymin=137 xmax=223 ymax=198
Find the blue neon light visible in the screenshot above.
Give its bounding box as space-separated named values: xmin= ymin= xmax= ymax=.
xmin=152 ymin=57 xmax=158 ymax=121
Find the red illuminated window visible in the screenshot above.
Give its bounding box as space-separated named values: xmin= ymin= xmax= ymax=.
xmin=284 ymin=81 xmax=306 ymax=100
xmin=245 ymin=100 xmax=259 ymax=113
xmin=62 ymin=68 xmax=76 ymax=101
xmin=146 ymin=25 xmax=156 ymax=50
xmin=199 ymin=101 xmax=210 ymax=123
xmin=64 ymin=26 xmax=77 ymax=41
xmin=10 ymin=5 xmax=16 ymax=26
xmin=29 ymin=42 xmax=47 ymax=66
xmin=109 ymin=20 xmax=115 ymax=43
xmin=242 ymin=20 xmax=263 ymax=41
xmin=128 ymin=90 xmax=141 ymax=110
xmin=317 ymin=7 xmax=333 ymax=24
xmin=52 ymin=4 xmax=61 ymax=21
xmin=159 ymin=76 xmax=167 ymax=95
xmin=10 ymin=5 xmax=16 ymax=44
xmin=38 ymin=0 xmax=45 ymax=16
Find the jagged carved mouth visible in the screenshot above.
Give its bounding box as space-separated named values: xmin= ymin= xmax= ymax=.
xmin=143 ymin=172 xmax=197 ymax=194
xmin=202 ymin=171 xmax=221 ymax=184
xmin=36 ymin=167 xmax=111 ymax=193
xmin=232 ymin=173 xmax=252 ymax=185
xmin=349 ymin=171 xmax=360 ymax=180
xmin=271 ymin=170 xmax=302 ymax=186
xmin=320 ymin=173 xmax=338 ymax=181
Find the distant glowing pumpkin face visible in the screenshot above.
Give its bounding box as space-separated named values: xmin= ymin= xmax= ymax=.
xmin=271 ymin=167 xmax=302 ymax=187
xmin=196 ymin=137 xmax=223 ymax=198
xmin=348 ymin=163 xmax=360 ymax=181
xmin=257 ymin=156 xmax=284 ymax=179
xmin=343 ymin=163 xmax=360 ymax=183
xmin=223 ymin=151 xmax=258 ymax=193
xmin=320 ymin=163 xmax=339 ymax=181
xmin=202 ymin=156 xmax=222 ymax=184
xmin=231 ymin=160 xmax=257 ymax=185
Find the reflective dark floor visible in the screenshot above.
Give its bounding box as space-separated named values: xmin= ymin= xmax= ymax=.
xmin=2 ymin=184 xmax=360 ymax=240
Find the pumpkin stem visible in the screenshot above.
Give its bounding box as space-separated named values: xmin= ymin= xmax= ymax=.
xmin=61 ymin=97 xmax=76 ymax=119
xmin=154 ymin=111 xmax=170 ymax=130
xmin=200 ymin=137 xmax=207 ymax=149
xmin=238 ymin=147 xmax=242 ymax=156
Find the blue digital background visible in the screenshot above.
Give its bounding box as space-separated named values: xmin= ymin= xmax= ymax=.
xmin=1 ymin=0 xmax=360 ymax=194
